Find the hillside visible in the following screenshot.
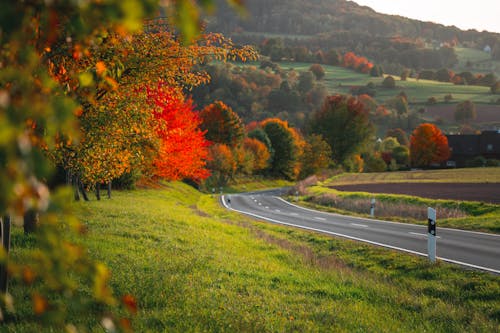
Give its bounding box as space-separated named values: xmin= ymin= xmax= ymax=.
xmin=6 ymin=183 xmax=500 ymax=331
xmin=207 ymin=0 xmax=500 ymax=73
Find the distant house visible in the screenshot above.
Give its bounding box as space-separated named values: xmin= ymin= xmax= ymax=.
xmin=484 ymin=45 xmax=492 ymax=53
xmin=446 ymin=130 xmax=500 ymax=167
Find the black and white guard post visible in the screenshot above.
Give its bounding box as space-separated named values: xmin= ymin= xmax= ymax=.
xmin=370 ymin=198 xmax=376 ymax=217
xmin=427 ymin=207 xmax=437 ymax=263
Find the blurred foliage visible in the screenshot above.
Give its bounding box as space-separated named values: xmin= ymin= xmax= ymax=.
xmin=0 ymin=0 xmax=251 ymax=330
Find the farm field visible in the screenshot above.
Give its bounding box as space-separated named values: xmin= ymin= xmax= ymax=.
xmin=331 ymin=182 xmax=500 ymax=204
xmin=325 ymin=167 xmax=500 ymax=185
xmin=278 ymin=62 xmax=496 ymax=105
xmin=299 ymin=168 xmax=500 ymax=233
xmin=423 ymin=104 xmax=500 ymax=128
xmin=5 ymin=182 xmax=500 ymax=332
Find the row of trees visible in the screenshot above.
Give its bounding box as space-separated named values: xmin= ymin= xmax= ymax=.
xmin=417 ymin=69 xmax=498 ymax=89
xmin=0 ymin=0 xmax=259 ymax=330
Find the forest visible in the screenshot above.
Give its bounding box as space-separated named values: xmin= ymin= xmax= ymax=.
xmin=208 ymin=0 xmax=500 ymax=72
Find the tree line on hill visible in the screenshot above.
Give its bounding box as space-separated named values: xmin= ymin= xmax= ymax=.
xmin=208 ymin=0 xmax=500 ymax=71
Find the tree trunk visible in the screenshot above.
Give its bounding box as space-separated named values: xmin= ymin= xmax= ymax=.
xmin=107 ymin=181 xmax=112 ymax=199
xmin=74 ymin=175 xmax=80 ymax=201
xmin=23 ymin=209 xmax=39 ymax=234
xmin=78 ymin=178 xmax=89 ymax=201
xmin=95 ymin=183 xmax=101 ymax=201
xmin=0 ymin=215 xmax=11 ymax=294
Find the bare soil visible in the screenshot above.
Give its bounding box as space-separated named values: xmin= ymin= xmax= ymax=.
xmin=331 ymin=182 xmax=500 ymax=204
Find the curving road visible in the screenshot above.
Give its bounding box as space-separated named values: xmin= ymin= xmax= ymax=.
xmin=222 ymin=190 xmax=500 ymax=274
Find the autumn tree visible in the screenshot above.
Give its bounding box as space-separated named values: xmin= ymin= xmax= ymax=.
xmin=147 ymin=83 xmax=210 ymax=182
xmin=47 ymin=27 xmax=255 ymax=194
xmin=310 ymin=95 xmax=374 ymax=166
xmin=206 ymin=144 xmax=236 ymax=187
xmin=455 ymin=100 xmax=477 ymax=124
xmin=410 ymin=123 xmax=450 ymax=167
xmin=243 ymin=138 xmax=271 ymax=173
xmin=300 ymin=134 xmax=332 ymax=178
xmin=200 ymin=101 xmax=245 ymax=147
xmin=261 ymin=118 xmax=301 ymax=180
xmin=0 ymin=0 xmax=252 ymax=329
xmin=309 ymin=64 xmax=325 ymax=80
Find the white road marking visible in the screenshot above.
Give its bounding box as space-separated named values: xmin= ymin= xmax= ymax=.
xmin=314 ymin=217 xmax=326 ymax=221
xmin=258 ymin=202 xmax=262 ymax=206
xmin=351 ymin=223 xmax=369 ymax=228
xmin=275 ymin=209 xmax=281 ymax=213
xmin=290 ymin=213 xmax=299 ymax=216
xmin=220 ymin=195 xmax=500 ymax=275
xmin=265 ymin=206 xmax=269 ymax=209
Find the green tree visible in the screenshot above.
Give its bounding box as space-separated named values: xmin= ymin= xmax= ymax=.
xmin=261 ymin=118 xmax=300 ymax=180
xmin=454 ymin=100 xmax=477 ymax=124
xmin=392 ymin=145 xmax=410 ymax=167
xmin=382 ymin=76 xmax=396 ymax=89
xmin=310 ymin=95 xmax=374 ymax=165
xmin=386 ymin=128 xmax=409 ymax=146
xmin=297 ymin=71 xmax=315 ymax=93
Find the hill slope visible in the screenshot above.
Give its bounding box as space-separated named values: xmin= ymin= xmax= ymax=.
xmin=6 ymin=183 xmax=500 ymax=331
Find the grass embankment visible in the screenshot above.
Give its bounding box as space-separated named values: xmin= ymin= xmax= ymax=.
xmin=297 ymin=168 xmax=500 ymax=233
xmin=6 ymin=182 xmax=500 ymax=332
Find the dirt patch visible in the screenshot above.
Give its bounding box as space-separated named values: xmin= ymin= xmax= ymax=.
xmin=331 ymin=183 xmax=500 ymax=204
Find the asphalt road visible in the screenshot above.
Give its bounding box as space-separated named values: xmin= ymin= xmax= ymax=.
xmin=222 ymin=190 xmax=500 ymax=274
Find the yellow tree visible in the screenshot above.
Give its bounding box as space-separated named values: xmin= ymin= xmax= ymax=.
xmin=0 ymin=0 xmax=252 ymax=329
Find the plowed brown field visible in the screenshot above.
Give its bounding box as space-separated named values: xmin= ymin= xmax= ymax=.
xmin=332 ymin=183 xmax=500 ymax=204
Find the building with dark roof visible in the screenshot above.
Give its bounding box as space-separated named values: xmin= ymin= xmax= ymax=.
xmin=446 ymin=130 xmax=500 ymax=167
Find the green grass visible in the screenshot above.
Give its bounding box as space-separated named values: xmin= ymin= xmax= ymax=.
xmin=454 ymin=47 xmax=500 ymax=77
xmin=5 ymin=182 xmax=500 ymax=332
xmin=324 ymin=167 xmax=500 ymax=185
xmin=278 ymin=61 xmax=495 ymax=104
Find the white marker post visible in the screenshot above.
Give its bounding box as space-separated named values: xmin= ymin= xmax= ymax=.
xmin=370 ymin=198 xmax=376 ymax=217
xmin=427 ymin=207 xmax=437 ymax=263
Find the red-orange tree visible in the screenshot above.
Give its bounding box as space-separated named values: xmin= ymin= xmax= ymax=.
xmin=410 ymin=123 xmax=450 ymax=167
xmin=146 ymin=83 xmax=210 ymax=182
xmin=47 ymin=25 xmax=256 ymax=190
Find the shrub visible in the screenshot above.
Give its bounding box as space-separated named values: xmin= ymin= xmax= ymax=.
xmin=485 ymin=159 xmax=500 ymax=167
xmin=466 ymin=156 xmax=487 ymax=167
xmin=382 ymin=76 xmax=396 ymax=89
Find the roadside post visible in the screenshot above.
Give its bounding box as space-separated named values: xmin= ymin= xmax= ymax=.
xmin=211 ymin=188 xmax=215 ymax=198
xmin=295 ymin=191 xmax=299 ymax=202
xmin=370 ymin=198 xmax=376 ymax=217
xmin=427 ymin=207 xmax=437 ymax=263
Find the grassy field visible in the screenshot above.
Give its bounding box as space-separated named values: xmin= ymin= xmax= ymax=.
xmin=280 ymin=62 xmax=495 ymax=105
xmin=4 ymin=182 xmax=500 ymax=332
xmin=324 ymin=167 xmax=500 ymax=185
xmin=454 ymin=47 xmax=500 ymax=77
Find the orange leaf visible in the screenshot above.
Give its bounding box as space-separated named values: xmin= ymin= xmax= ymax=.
xmin=33 ymin=293 xmax=48 ymax=315
xmin=122 ymin=294 xmax=138 ymax=314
